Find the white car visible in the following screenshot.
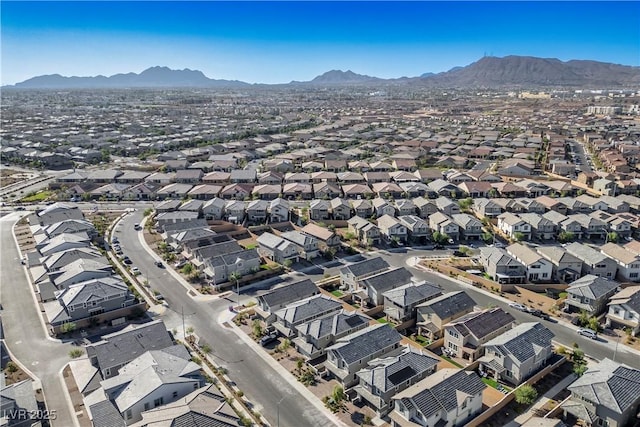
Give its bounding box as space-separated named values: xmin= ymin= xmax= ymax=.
xmin=131 ymin=267 xmax=141 ymax=275
xmin=508 ymin=302 xmax=527 ymax=311
xmin=578 ymin=328 xmax=597 ymax=340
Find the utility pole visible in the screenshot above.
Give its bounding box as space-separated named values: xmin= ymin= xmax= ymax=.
xmin=182 ymin=306 xmax=186 ymax=339
xmin=613 ymin=331 xmax=620 ymax=362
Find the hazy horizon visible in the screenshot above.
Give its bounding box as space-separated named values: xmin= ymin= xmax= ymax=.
xmin=3 ymin=1 xmax=639 ymax=86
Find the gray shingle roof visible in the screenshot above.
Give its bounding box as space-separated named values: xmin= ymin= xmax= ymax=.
xmin=89 ymin=399 xmax=125 ymax=427
xmin=275 ymin=295 xmax=342 ymax=325
xmin=339 ymin=256 xmax=390 ymax=278
xmin=567 ymin=275 xmax=619 ymax=300
xmin=258 ymin=279 xmax=318 ymax=311
xmin=357 ymin=348 xmax=439 ymax=393
xmin=417 ymin=291 xmax=476 ymax=319
xmin=382 ymin=281 xmax=442 ymax=307
xmin=86 ymin=320 xmax=173 ymax=372
xmin=450 ymin=308 xmax=515 ymax=340
xmin=328 ymin=324 xmax=402 ymax=365
xmin=362 ymin=267 xmax=413 ymax=293
xmin=484 ymin=322 xmax=554 ymax=363
xmin=568 ymin=358 xmax=640 ymax=414
xmin=396 ymin=369 xmax=486 ymax=419
xmin=296 ymin=310 xmax=369 ymax=340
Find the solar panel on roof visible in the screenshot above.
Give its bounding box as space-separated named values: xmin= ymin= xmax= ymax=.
xmin=389 ymin=366 xmax=417 ymax=386
xmin=345 ymin=316 xmax=365 ymax=327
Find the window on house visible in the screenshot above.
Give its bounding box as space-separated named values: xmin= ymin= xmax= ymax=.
xmin=144 ymin=402 xmax=150 ymax=411
xmin=461 ymin=398 xmax=467 ymax=410
xmin=631 ymin=273 xmax=639 ymax=278
xmin=154 ymin=397 xmax=163 ymax=407
xmin=173 ymin=391 xmax=178 ymax=398
xmin=126 ymin=410 xmax=132 ymax=419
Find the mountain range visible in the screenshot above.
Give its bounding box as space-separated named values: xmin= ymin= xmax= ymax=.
xmin=7 ymin=56 xmax=640 ymax=89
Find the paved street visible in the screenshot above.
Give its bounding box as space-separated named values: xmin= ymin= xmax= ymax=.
xmin=117 ymin=211 xmax=336 ymax=427
xmin=0 ymin=213 xmax=77 ymax=427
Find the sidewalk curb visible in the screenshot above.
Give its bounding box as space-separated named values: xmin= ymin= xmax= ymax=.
xmin=219 ymin=310 xmax=349 ymax=427
xmin=10 ymin=214 xmax=61 ymax=343
xmin=58 ymin=363 xmax=81 ymax=427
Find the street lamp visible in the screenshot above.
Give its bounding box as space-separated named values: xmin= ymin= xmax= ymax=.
xmin=613 ymin=330 xmax=620 ymax=362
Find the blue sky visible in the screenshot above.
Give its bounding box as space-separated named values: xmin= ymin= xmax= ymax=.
xmin=2 ymin=1 xmax=639 ymax=85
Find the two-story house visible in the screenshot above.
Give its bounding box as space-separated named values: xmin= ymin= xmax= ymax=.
xmin=339 ymin=257 xmax=390 ymax=291
xmin=536 ymin=246 xmax=583 ymax=283
xmin=280 ymin=230 xmax=320 ymax=260
xmin=600 ymin=242 xmax=640 ymax=282
xmin=606 ymin=286 xmax=640 ymax=336
xmin=347 ymin=216 xmax=381 ymax=246
xmin=326 ymin=324 xmax=403 ymax=387
xmin=479 ymin=322 xmax=554 ymax=385
xmin=451 ymin=213 xmax=483 ymax=241
xmin=416 ymin=291 xmax=476 ymax=341
xmin=497 ymin=212 xmax=531 ymax=241
xmin=444 ymin=308 xmax=515 ymax=362
xmin=256 ymin=232 xmax=299 ymax=265
xmin=377 ymin=214 xmax=408 ymax=243
xmin=354 ymin=347 xmax=439 ymax=417
xmin=479 ymin=247 xmax=526 ymax=285
xmin=506 ymin=243 xmax=553 ymax=283
xmin=382 ymin=281 xmax=443 ymax=323
xmin=272 ymin=295 xmax=343 ymax=337
xmin=398 ymin=215 xmax=430 ymax=242
xmin=565 ymin=242 xmax=618 ymax=279
xmin=562 ymin=358 xmax=640 ymax=427
xmin=564 ymin=274 xmax=619 ymax=316
xmin=390 ymin=369 xmax=486 ymax=427
xmin=428 ymin=212 xmax=460 ymax=242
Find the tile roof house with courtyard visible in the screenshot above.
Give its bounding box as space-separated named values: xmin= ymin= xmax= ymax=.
xmin=479 ymin=322 xmax=554 ymax=386
xmin=383 ymin=281 xmax=443 ymax=323
xmin=416 ymin=291 xmax=477 ymax=340
xmin=390 ymin=369 xmax=486 ymax=427
xmin=444 ymin=308 xmax=515 ymax=363
xmin=326 ymin=324 xmax=403 ymax=387
xmin=355 ymin=347 xmax=440 ymax=417
xmin=86 ymin=320 xmax=174 ymax=380
xmin=562 ymin=358 xmax=640 ymax=427
xmin=293 ymin=310 xmax=370 ymax=361
xmin=606 ymin=286 xmax=640 ymax=336
xmin=564 ymin=274 xmax=620 ymax=315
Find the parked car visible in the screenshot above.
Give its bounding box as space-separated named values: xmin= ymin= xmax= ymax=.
xmin=123 ymin=257 xmax=132 ymax=265
xmin=527 ymin=308 xmax=550 ymax=320
xmin=578 ymin=328 xmax=597 ymax=340
xmin=260 ymin=333 xmax=278 ymax=347
xmin=155 ymin=261 xmax=164 ymax=268
xmin=134 ymin=223 xmax=141 ymax=230
xmin=131 ymin=267 xmax=140 ymax=275
xmin=14 ymin=206 xmax=25 ymax=211
xmin=155 ymin=293 xmax=165 ymax=301
xmin=508 ymin=302 xmax=527 ymax=312
xmin=112 ymin=237 xmax=119 ymax=244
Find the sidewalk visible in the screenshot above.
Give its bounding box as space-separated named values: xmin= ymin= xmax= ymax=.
xmin=218 ymin=309 xmax=349 ymax=427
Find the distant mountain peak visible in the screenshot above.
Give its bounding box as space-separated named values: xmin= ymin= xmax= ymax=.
xmin=310 ymin=69 xmax=380 ymax=84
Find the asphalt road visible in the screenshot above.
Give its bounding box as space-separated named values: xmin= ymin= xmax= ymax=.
xmin=0 ymin=213 xmax=76 ymax=427
xmin=117 ymin=211 xmax=336 ymax=427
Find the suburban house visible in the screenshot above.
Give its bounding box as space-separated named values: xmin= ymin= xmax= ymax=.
xmin=356 ymin=267 xmax=414 ymax=307
xmin=280 ymin=230 xmax=320 ymax=260
xmin=562 ymin=358 xmax=640 ymax=427
xmin=309 ymin=199 xmax=330 ymax=221
xmin=473 ymin=198 xmax=502 ymax=218
xmin=86 ymin=320 xmax=174 ymax=380
xmin=451 ymin=214 xmax=483 ymax=241
xmin=565 ymin=242 xmax=618 ymax=279
xmin=293 ymin=310 xmax=370 ymax=361
xmin=606 ymin=286 xmax=640 ymax=336
xmin=428 ymin=212 xmax=460 ymax=242
xmin=354 ymin=347 xmax=440 ymax=417
xmin=600 ymin=242 xmax=640 ymax=282
xmin=330 ymin=197 xmax=352 ymax=220
xmin=372 ymin=198 xmax=397 ymax=218
xmin=347 ymin=216 xmax=381 ymax=246
xmin=272 ymin=294 xmax=343 ymax=337
xmin=325 ymin=324 xmax=403 ymax=387
xmin=390 ymin=369 xmax=486 ymax=427
xmin=268 ymin=198 xmax=290 ymax=223
xmin=255 ymin=279 xmax=319 ymax=322
xmin=398 ymin=215 xmax=430 ymax=241
xmin=301 ymin=223 xmax=341 ymax=250
xmin=377 ymin=214 xmax=408 ymax=243
xmin=479 ymin=247 xmax=526 ymax=285
xmin=444 ymin=308 xmax=515 ymax=362
xmin=130 ymin=384 xmax=240 ymax=427
xmin=479 ymin=322 xmax=555 ymax=385
xmin=256 ymin=232 xmax=299 ymax=265
xmin=536 ymin=246 xmax=583 ymax=283
xmin=497 ymin=212 xmax=531 ymax=241
xmin=506 ymin=243 xmax=553 ymax=283
xmin=95 ymin=345 xmax=204 ymax=425
xmin=340 ymin=257 xmax=390 ymax=291
xmin=564 ymin=275 xmax=619 ymax=315
xmin=416 ymin=291 xmax=476 ymax=341
xmin=519 ymin=213 xmax=556 ymax=240
xmin=382 ymin=281 xmax=443 ymax=323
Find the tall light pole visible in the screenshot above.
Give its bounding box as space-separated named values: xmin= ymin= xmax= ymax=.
xmin=613 ymin=330 xmax=620 ymax=362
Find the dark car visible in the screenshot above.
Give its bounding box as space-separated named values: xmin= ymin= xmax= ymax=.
xmin=155 ymin=261 xmax=164 ymax=268
xmin=123 ymin=258 xmax=132 ymax=265
xmin=15 ymin=206 xmax=25 ymax=211
xmin=260 ymin=333 xmax=278 ymax=347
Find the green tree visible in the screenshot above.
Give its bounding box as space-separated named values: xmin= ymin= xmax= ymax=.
xmin=573 ymin=363 xmax=588 ymax=377
xmin=252 ymin=319 xmax=263 ymax=338
xmin=459 ymin=197 xmax=473 ymax=212
xmin=61 ymin=322 xmax=77 ymax=334
xmin=332 ymin=385 xmax=345 ymax=403
xmin=514 ymin=384 xmax=538 ymax=405
xmin=69 ymin=349 xmax=84 ymax=359
xmin=558 ymin=231 xmax=575 ymax=243
xmin=578 ymin=310 xmax=590 ymax=327
xmin=181 ymin=263 xmax=194 ymax=275
xmin=279 ymin=338 xmax=291 ymax=352
xmin=513 ymin=232 xmax=525 ymax=242
xmin=588 ymin=316 xmax=601 ymax=333
xmin=607 ymin=232 xmax=619 ymax=243
xmin=5 ymin=362 xmax=17 ymax=373
xmin=481 ymin=232 xmax=494 ymax=243
xmin=432 ymin=231 xmax=449 ymax=245
xmin=201 ymin=344 xmax=212 ymax=354
xmin=143 ymin=208 xmax=153 ymax=217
